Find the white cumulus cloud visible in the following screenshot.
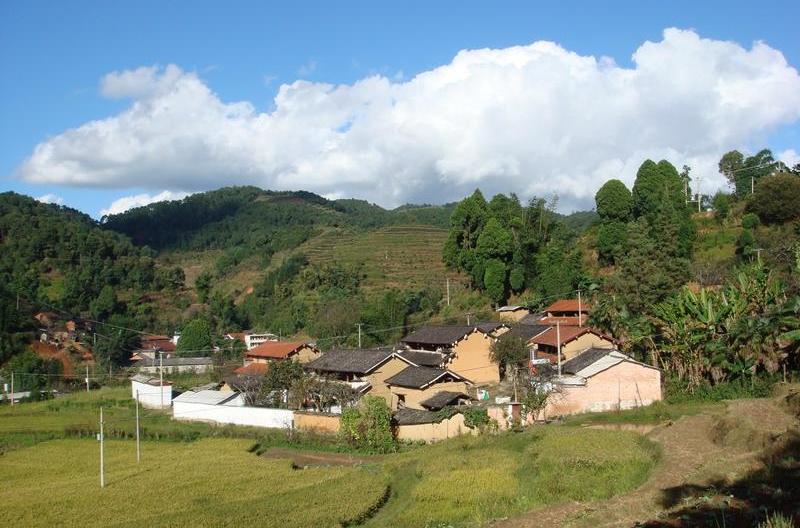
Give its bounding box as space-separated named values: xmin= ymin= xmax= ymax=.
xmin=17 ymin=28 xmax=800 ymax=211
xmin=35 ymin=193 xmax=64 ymax=205
xmin=100 ymin=190 xmax=190 ymax=216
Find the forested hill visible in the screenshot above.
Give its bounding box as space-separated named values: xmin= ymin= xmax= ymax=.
xmin=102 ymin=186 xmax=457 ymax=252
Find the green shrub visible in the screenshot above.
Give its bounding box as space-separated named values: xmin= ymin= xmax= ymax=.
xmin=338 ymin=396 xmax=396 ymax=454
xmin=462 ymin=407 xmax=490 ymax=429
xmin=664 ymin=377 xmax=775 ymax=404
xmin=742 ymin=212 xmax=761 ymax=230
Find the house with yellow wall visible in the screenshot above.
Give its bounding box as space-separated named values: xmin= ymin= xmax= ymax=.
xmin=400 ymin=325 xmax=501 ymax=385
xmin=303 ymin=347 xmax=414 ymax=407
xmin=385 ymin=365 xmax=472 ymax=410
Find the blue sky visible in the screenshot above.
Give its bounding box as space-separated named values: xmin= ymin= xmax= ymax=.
xmin=2 ymin=0 xmax=799 ymax=217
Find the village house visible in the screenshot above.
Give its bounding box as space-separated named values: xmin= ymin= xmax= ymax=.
xmin=529 ymin=326 xmax=616 ymax=362
xmin=135 ymin=356 xmax=214 ymax=374
xmin=400 ymin=325 xmax=500 ymax=384
xmin=384 ymin=365 xmax=472 ymax=410
xmin=495 ymin=305 xmax=532 ymax=322
xmin=225 ymin=331 xmax=280 ymax=350
xmin=242 ymin=340 xmax=321 ymax=368
xmin=303 ymin=347 xmax=413 ymax=405
xmin=538 ymin=348 xmax=662 ymax=417
xmin=519 ymin=299 xmax=590 ymax=326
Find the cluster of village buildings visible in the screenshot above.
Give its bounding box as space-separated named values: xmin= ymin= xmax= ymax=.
xmin=129 ymin=300 xmax=663 ymax=441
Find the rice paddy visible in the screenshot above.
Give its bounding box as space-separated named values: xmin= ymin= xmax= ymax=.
xmin=0 ymin=388 xmax=661 ymax=527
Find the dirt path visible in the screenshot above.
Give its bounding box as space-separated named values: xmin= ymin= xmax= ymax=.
xmin=493 ymin=398 xmax=797 ymax=528
xmin=260 ymin=447 xmax=380 ymax=467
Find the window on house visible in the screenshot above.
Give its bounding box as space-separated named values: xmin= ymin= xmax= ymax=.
xmin=397 ymin=394 xmax=406 ymax=408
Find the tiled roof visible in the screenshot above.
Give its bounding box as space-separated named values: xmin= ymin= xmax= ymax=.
xmin=402 ymin=326 xmax=484 ymax=346
xmin=476 ymin=321 xmax=507 ymax=333
xmin=530 ymin=326 xmax=613 ymax=347
xmin=392 ymin=408 xmax=447 ymax=425
xmin=543 ymin=299 xmax=591 ymax=313
xmin=496 ymin=305 xmax=527 ymax=312
xmin=385 ymin=366 xmax=467 ymax=389
xmin=504 ymin=324 xmax=550 ymax=341
xmin=561 ymin=348 xmax=614 ymax=375
xmin=538 ymin=316 xmax=584 ymax=326
xmin=304 ymin=348 xmax=395 ymax=374
xmin=397 ymin=350 xmax=447 ymax=367
xmin=246 ymin=341 xmax=313 ymax=359
xmin=419 ymin=391 xmax=470 ymax=410
xmin=233 ymin=362 xmax=268 ymax=375
xmin=139 ymin=336 xmax=176 ymax=352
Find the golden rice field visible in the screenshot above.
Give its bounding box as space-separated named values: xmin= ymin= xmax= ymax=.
xmin=0 ymin=387 xmax=661 ymax=527
xmin=0 ymin=438 xmax=386 ymax=527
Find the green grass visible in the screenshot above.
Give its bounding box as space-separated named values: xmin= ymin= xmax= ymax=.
xmin=563 ymin=400 xmax=720 ymax=426
xmin=1 ymin=389 xmax=662 ymax=527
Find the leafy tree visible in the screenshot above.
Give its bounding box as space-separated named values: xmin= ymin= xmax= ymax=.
xmin=712 ymin=191 xmax=731 ymax=223
xmin=92 ymin=318 xmax=140 ymax=367
xmin=595 ymin=179 xmax=633 ymax=221
xmin=195 ymin=271 xmax=213 ymax=303
xmin=260 ymin=360 xmax=305 ymax=408
xmin=483 ymin=259 xmax=507 ymax=303
xmin=596 ymin=220 xmax=628 ymax=265
xmin=748 ymin=173 xmax=800 ymax=224
xmin=2 ymin=349 xmax=61 ymax=395
xmin=735 ymin=149 xmax=777 ymax=198
xmin=509 ymin=267 xmax=525 ymax=292
xmin=89 ymin=285 xmax=118 ymax=320
xmin=631 ymin=159 xmax=684 ymax=218
xmin=490 ymin=334 xmax=529 ymax=380
xmin=443 ymin=189 xmax=488 ymax=274
xmin=476 ymin=218 xmax=513 ymax=261
xmin=177 ymin=318 xmax=212 ymax=354
xmin=718 ymin=150 xmax=744 ymax=188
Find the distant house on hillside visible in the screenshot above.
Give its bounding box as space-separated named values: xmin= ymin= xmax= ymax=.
xmin=401 ymin=325 xmax=500 ymax=384
xmin=539 ymin=348 xmax=662 ymax=417
xmin=304 ymin=347 xmax=412 ymax=405
xmin=242 ymin=340 xmax=320 ymax=368
xmin=495 ymin=305 xmax=532 ymax=322
xmin=226 ymin=331 xmax=280 ymax=350
xmin=529 ymin=326 xmax=615 ymax=363
xmin=518 ymin=299 xmax=590 ymax=326
xmin=384 ymin=365 xmax=472 ymax=410
xmin=135 ymin=356 xmax=213 ymax=374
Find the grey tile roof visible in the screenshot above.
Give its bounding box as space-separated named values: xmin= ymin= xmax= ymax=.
xmin=397 ymin=350 xmax=447 ymax=367
xmin=561 ymin=348 xmax=614 ymax=375
xmin=504 ymin=324 xmax=551 ymax=341
xmin=385 ymin=366 xmax=451 ymax=389
xmin=475 ymin=321 xmax=507 ymax=333
xmin=419 ymin=391 xmax=470 ymax=410
xmin=304 ymin=347 xmax=395 ymax=374
xmin=518 ymin=313 xmax=546 ymax=325
xmin=392 ymin=408 xmax=447 ymax=425
xmin=401 ymin=325 xmax=482 ymax=346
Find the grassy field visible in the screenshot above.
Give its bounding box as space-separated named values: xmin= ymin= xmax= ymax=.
xmin=0 ymin=438 xmax=387 ymax=528
xmin=0 ymin=388 xmax=662 ymax=527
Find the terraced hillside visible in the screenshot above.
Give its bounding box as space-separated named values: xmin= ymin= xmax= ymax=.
xmin=301 ymin=225 xmax=455 ymax=291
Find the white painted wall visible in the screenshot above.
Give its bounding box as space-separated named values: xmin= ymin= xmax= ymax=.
xmin=172 ymin=401 xmax=294 ymax=429
xmin=131 ymin=380 xmax=172 ymax=409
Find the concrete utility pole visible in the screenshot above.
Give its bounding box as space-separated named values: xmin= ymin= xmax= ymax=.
xmin=577 ymin=290 xmax=583 ymax=328
xmin=99 ymin=407 xmax=105 ymax=488
xmin=10 ymin=372 xmax=14 ymax=407
xmin=85 ymin=365 xmax=90 ymax=393
xmin=556 ymin=321 xmax=562 ymax=377
xmin=754 ymin=248 xmax=764 ymax=264
xmin=466 ymin=312 xmax=473 ymax=326
xmin=357 ymin=323 xmax=363 ymax=349
xmin=135 ymin=391 xmax=141 ymax=463
xmin=446 ymin=277 xmax=451 ymax=307
xmin=158 ymin=348 xmax=164 ymax=409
